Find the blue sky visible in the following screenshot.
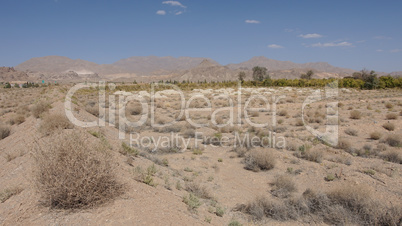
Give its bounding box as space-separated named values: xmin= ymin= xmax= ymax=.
xmin=1 ymin=0 xmax=401 ymax=72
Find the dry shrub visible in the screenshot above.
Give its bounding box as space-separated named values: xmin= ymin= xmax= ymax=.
xmin=380 ymin=150 xmax=402 ymax=164
xmin=8 ymin=114 xmax=25 ymax=125
xmin=0 ymin=125 xmax=11 ymax=140
xmin=270 ymin=175 xmax=297 ymax=198
xmin=278 ymin=110 xmax=288 ymax=116
xmin=31 ymin=101 xmax=50 ymax=118
xmin=85 ymin=104 xmax=99 ymax=117
xmin=370 ymin=131 xmax=382 ymax=140
xmin=40 ymin=114 xmax=74 ymax=135
xmin=382 ymin=122 xmax=395 ymax=131
xmin=34 ymin=132 xmax=123 ymax=209
xmin=350 ymin=110 xmax=362 ymax=119
xmin=0 ymin=187 xmax=23 ymax=203
xmin=385 ymin=102 xmax=393 ymax=109
xmin=185 ymin=182 xmax=213 ymax=200
xmin=303 ymin=149 xmax=324 ymax=163
xmin=126 ymin=103 xmax=142 ymax=115
xmin=344 ymin=128 xmax=358 ymax=136
xmin=337 ymin=139 xmax=352 ymax=151
xmin=386 ymin=113 xmax=398 ymax=120
xmin=385 ymin=134 xmax=401 ymax=147
xmin=236 ymin=185 xmax=402 ymax=225
xmin=244 ymin=149 xmax=276 ymax=172
xmin=295 ymin=119 xmax=304 ymax=126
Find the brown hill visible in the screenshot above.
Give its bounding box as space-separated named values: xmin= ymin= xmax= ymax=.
xmin=15 ymin=56 xmax=122 ymax=76
xmin=0 ymin=67 xmax=29 ymax=82
xmin=112 ymin=56 xmax=220 ymax=75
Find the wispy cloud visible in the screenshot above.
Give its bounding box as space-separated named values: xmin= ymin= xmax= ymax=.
xmin=284 ymin=28 xmax=294 ymax=33
xmin=245 ymin=20 xmax=260 ymax=24
xmin=268 ymin=44 xmax=284 ymax=49
xmin=162 ymin=1 xmax=186 ymax=8
xmin=156 ymin=10 xmax=166 ymax=15
xmin=376 ymin=49 xmax=384 ymax=52
xmin=299 ymin=33 xmax=323 ymax=38
xmin=175 ymin=11 xmax=183 ymax=15
xmin=373 ymin=36 xmax=392 ymax=40
xmin=390 ymin=49 xmax=402 ymax=53
xmin=310 ymin=41 xmax=353 ymax=47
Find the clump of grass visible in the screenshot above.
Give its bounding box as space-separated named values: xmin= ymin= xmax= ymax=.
xmin=183 ymin=193 xmax=201 ymax=212
xmin=270 ymin=175 xmax=297 ymax=198
xmin=381 ymin=150 xmax=402 ymax=164
xmin=39 ymin=114 xmax=74 ymax=135
xmin=244 ymin=149 xmax=276 ymax=172
xmin=386 ymin=113 xmax=398 ymax=120
xmin=278 ymin=110 xmax=288 ymax=117
xmin=295 ymin=119 xmax=304 ymax=126
xmin=120 ymin=142 xmax=138 ymax=156
xmin=385 ymin=134 xmax=401 ymax=147
xmin=0 ymin=125 xmax=11 ymax=140
xmin=34 ymin=132 xmax=123 ymax=209
xmin=382 ymin=122 xmax=395 ymax=131
xmin=8 ymin=114 xmax=25 ymax=125
xmin=344 ymin=128 xmax=358 ymax=136
xmin=215 ymin=206 xmax=225 ymax=217
xmin=337 ymin=139 xmax=352 ymax=151
xmin=370 ymin=131 xmax=382 ymax=140
xmin=31 ymin=101 xmax=50 ymax=118
xmin=185 ymin=182 xmax=213 ymax=200
xmin=385 ymin=102 xmax=393 ymax=109
xmin=0 ymin=187 xmax=23 ymax=203
xmin=350 ymin=110 xmax=362 ymax=119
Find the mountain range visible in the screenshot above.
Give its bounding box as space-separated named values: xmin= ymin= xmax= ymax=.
xmin=5 ymin=55 xmax=399 ymax=82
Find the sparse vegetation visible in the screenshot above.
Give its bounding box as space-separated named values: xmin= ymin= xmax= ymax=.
xmin=0 ymin=187 xmax=23 ymax=203
xmin=385 ymin=134 xmax=401 ymax=147
xmin=344 ymin=128 xmax=358 ymax=136
xmin=270 ymin=175 xmax=297 ymax=198
xmin=39 ymin=113 xmax=74 ymax=135
xmin=31 ymin=101 xmax=50 ymax=118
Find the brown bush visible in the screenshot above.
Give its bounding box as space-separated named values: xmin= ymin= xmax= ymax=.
xmin=344 ymin=128 xmax=358 ymax=136
xmin=244 ymin=149 xmax=276 ymax=172
xmin=40 ymin=114 xmax=74 ymax=135
xmin=386 ymin=113 xmax=398 ymax=120
xmin=34 ymin=132 xmax=123 ymax=209
xmin=370 ymin=131 xmax=382 ymax=140
xmin=0 ymin=125 xmax=11 ymax=140
xmin=126 ymin=103 xmax=142 ymax=115
xmin=350 ymin=110 xmax=362 ymax=119
xmin=8 ymin=114 xmax=25 ymax=125
xmin=278 ymin=110 xmax=288 ymax=117
xmin=31 ymin=102 xmax=50 ymax=118
xmin=385 ymin=134 xmax=401 ymax=147
xmin=85 ymin=104 xmax=99 ymax=117
xmin=270 ymin=175 xmax=297 ymax=198
xmin=303 ymin=149 xmax=324 ymax=163
xmin=295 ymin=119 xmax=304 ymax=126
xmin=337 ymin=139 xmax=352 ymax=151
xmin=380 ymin=150 xmax=402 ymax=164
xmin=385 ymin=102 xmax=393 ymax=109
xmin=382 ymin=122 xmax=395 ymax=131
xmin=185 ymin=182 xmax=213 ymax=200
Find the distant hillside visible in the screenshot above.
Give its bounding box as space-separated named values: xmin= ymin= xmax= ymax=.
xmin=0 ymin=67 xmax=29 ymax=82
xmin=15 ymin=56 xmax=122 ymax=75
xmin=227 ymin=56 xmax=355 ymax=76
xmin=112 ymin=56 xmax=220 ymax=75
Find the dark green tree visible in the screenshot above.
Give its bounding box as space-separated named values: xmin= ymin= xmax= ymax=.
xmin=252 ymin=66 xmax=267 ymax=81
xmin=301 ymin=70 xmax=314 ymax=80
xmin=238 ymin=71 xmax=246 ymax=82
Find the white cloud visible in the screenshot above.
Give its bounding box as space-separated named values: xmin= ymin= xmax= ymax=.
xmin=162 ymin=1 xmax=186 ymax=8
xmin=175 ymin=11 xmax=183 ymax=15
xmin=310 ymin=41 xmax=353 ymax=47
xmin=268 ymin=44 xmax=284 ymax=49
xmin=156 ymin=10 xmax=166 ymax=15
xmin=284 ymin=28 xmax=294 ymax=33
xmin=376 ymin=49 xmax=384 ymax=52
xmin=390 ymin=49 xmax=402 ymax=53
xmin=299 ymin=33 xmax=323 ymax=38
xmin=245 ymin=20 xmax=260 ymax=24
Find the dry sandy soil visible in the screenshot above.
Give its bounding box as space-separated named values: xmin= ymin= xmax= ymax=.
xmin=0 ymin=84 xmax=401 ymax=225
